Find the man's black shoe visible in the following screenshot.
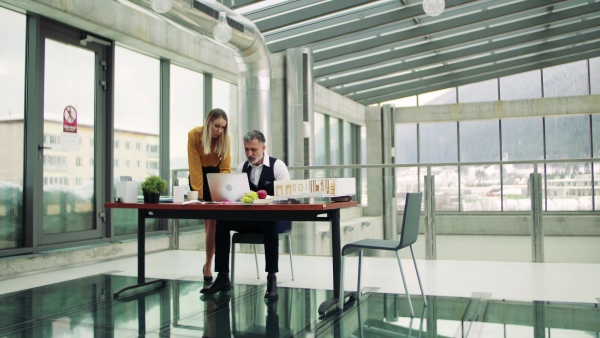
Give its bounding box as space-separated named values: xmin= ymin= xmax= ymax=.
xmin=264 ymin=275 xmax=278 ymax=299
xmin=200 ymin=273 xmax=232 ymax=294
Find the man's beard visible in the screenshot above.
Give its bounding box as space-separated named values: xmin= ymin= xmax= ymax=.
xmin=248 ymin=156 xmax=261 ymax=165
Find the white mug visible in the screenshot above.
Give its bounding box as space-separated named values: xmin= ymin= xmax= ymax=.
xmin=187 ymin=190 xmax=199 ymax=201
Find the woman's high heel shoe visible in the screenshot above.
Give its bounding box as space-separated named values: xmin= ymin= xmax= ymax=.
xmin=203 ymin=264 xmax=213 ymax=283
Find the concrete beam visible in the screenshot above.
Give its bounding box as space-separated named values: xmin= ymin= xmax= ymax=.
xmin=395 ymin=95 xmax=600 ymax=124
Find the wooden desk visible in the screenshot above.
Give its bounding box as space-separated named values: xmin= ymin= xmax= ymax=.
xmin=104 ymin=201 xmax=358 ymax=315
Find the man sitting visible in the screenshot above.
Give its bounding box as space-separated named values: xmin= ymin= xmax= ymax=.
xmin=200 ymin=130 xmax=290 ymax=299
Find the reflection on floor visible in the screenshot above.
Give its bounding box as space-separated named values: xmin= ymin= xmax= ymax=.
xmin=0 ymin=274 xmax=598 ymax=337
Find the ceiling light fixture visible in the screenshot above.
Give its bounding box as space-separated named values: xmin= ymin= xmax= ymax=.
xmin=423 ymin=0 xmax=445 ymax=17
xmin=214 ymin=12 xmax=233 ymax=44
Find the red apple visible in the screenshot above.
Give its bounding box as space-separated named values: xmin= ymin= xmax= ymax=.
xmin=257 ymin=190 xmax=267 ymax=199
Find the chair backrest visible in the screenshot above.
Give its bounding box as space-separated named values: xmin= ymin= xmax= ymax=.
xmin=398 ymin=192 xmax=423 ymax=249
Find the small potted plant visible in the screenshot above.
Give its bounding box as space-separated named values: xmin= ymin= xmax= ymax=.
xmin=141 ymin=175 xmax=167 ymax=203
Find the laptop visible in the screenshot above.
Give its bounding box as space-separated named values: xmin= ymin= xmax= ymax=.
xmin=206 ymin=173 xmax=251 ymax=202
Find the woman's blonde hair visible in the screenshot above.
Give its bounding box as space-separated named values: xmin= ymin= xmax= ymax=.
xmin=201 ymin=108 xmax=230 ymax=158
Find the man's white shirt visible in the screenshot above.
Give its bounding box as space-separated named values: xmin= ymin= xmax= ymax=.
xmin=235 ymin=154 xmax=290 ymax=186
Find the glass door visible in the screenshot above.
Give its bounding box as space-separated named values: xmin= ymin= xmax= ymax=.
xmin=37 ymin=21 xmax=109 ymax=246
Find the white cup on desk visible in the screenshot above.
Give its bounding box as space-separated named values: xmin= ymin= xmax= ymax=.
xmin=187 ymin=190 xmax=199 ymax=201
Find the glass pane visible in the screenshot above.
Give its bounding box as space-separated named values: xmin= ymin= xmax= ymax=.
xmin=329 ymin=117 xmax=340 ymax=166
xmin=213 ymin=78 xmax=239 ymax=166
xmin=0 ymin=7 xmax=25 ymax=249
xmin=170 ymin=65 xmax=204 ymax=229
xmin=314 ymin=112 xmax=326 ymax=178
xmin=458 ymin=79 xmax=498 ymax=103
xmin=342 ymin=121 xmax=352 ymax=178
xmin=501 ymin=118 xmax=544 ymax=161
xmin=543 ymin=60 xmax=588 ymax=98
xmin=500 ymin=70 xmax=542 ymax=100
xmin=591 ymin=57 xmax=600 ymax=94
xmin=502 ymin=164 xmax=534 ymax=211
xmin=591 ymin=115 xmax=600 ymax=158
xmin=546 ymin=162 xmax=592 ymax=211
xmin=459 ymin=120 xmax=499 ymax=162
xmin=42 ymin=39 xmax=96 ymax=235
xmin=594 ymin=163 xmax=600 ymax=211
xmin=419 ymin=122 xmax=457 ymax=163
xmin=170 ymin=64 xmax=203 ymax=171
xmin=114 ymin=46 xmax=160 ymax=236
xmin=360 ymin=126 xmax=367 ymax=205
xmin=418 ymin=88 xmax=456 ymax=105
xmin=395 ymin=124 xmax=417 ymax=164
xmin=396 ymin=166 xmax=419 ymax=211
xmin=461 ymin=165 xmax=501 ymax=211
xmin=421 ymin=166 xmax=459 ymax=211
xmin=545 ymin=115 xmax=590 ymax=160
xmin=381 ymin=95 xmax=417 ymax=107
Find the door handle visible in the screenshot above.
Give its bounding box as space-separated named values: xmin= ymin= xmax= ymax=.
xmin=38 ymin=145 xmax=51 ymax=160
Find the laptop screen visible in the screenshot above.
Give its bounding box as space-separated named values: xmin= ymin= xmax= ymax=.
xmin=206 ymin=173 xmax=251 ymax=202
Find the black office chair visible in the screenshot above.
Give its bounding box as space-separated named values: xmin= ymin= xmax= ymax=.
xmin=339 ymin=192 xmax=426 ymax=316
xmin=230 ymin=222 xmax=295 ymax=285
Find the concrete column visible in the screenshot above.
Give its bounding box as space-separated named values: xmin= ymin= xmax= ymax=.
xmin=285 ymin=47 xmax=313 ymax=179
xmin=365 ymin=107 xmax=383 ymax=217
xmin=530 ymin=173 xmax=544 ymax=262
xmin=382 ymin=105 xmax=397 ymax=240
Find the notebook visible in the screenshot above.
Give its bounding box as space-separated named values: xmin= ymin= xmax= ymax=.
xmin=206 ymin=173 xmax=251 ymax=202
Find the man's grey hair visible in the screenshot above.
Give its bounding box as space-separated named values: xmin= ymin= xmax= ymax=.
xmin=243 ymin=130 xmax=266 ymax=144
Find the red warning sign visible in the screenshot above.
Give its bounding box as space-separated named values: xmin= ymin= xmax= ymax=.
xmin=63 ymin=105 xmax=78 ymax=133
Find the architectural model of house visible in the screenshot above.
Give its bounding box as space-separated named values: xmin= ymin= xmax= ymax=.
xmin=274 ymin=178 xmax=355 ymax=198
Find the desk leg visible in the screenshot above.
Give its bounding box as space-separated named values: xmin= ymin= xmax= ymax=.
xmin=113 ymin=209 xmax=166 ymax=297
xmin=138 ymin=208 xmax=145 ymax=284
xmin=318 ymin=209 xmax=342 ymax=315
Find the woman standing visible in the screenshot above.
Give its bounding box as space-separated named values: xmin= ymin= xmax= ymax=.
xmin=187 ymin=108 xmax=231 ymax=282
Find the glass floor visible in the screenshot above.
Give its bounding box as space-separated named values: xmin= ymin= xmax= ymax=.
xmin=0 ymin=274 xmax=598 ymax=337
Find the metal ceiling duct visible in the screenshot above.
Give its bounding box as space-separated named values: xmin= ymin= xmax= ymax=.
xmin=121 ymin=0 xmax=271 ymax=145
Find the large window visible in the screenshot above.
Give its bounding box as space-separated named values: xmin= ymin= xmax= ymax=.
xmin=419 ymin=122 xmax=457 ymax=164
xmin=543 ymin=60 xmax=589 ymax=98
xmin=398 ymin=114 xmax=598 ymax=211
xmin=170 ymin=64 xmax=204 ymax=171
xmin=459 ymin=120 xmax=501 ymax=211
xmin=0 ymin=7 xmax=25 ymax=250
xmin=458 ymin=79 xmax=498 ymax=103
xmin=418 ymin=88 xmax=456 ymax=106
xmin=314 ymin=113 xmax=326 ymax=178
xmin=591 ymin=57 xmax=600 ymax=95
xmin=114 ymin=46 xmax=160 ymax=235
xmin=329 ymin=117 xmax=340 ymax=166
xmin=212 ymin=78 xmax=239 ymax=166
xmin=114 ymin=46 xmax=160 ymax=179
xmin=500 ymin=70 xmax=542 ymax=101
xmin=459 ymin=120 xmax=499 ymax=162
xmin=170 ymin=64 xmax=204 ymax=230
xmin=391 ymin=59 xmax=598 ymax=212
xmin=545 ymin=115 xmax=592 ymax=211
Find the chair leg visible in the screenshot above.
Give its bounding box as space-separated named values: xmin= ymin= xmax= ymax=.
xmin=410 ymin=245 xmax=427 ymax=306
xmin=253 ymin=244 xmax=259 ymax=279
xmin=231 ymin=242 xmax=236 ymax=285
xmin=357 ymin=250 xmax=363 ymax=301
xmin=339 ymin=254 xmax=345 ymax=311
xmin=395 ymin=251 xmax=415 ymax=317
xmin=287 ymin=235 xmax=294 ymax=281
